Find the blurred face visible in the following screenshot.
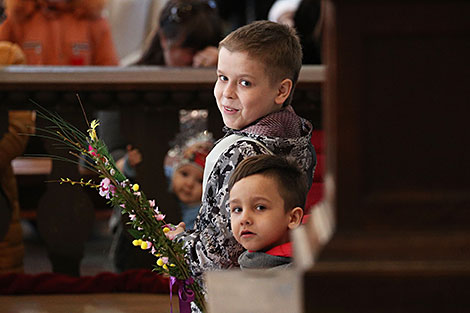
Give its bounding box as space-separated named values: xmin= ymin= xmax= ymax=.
xmin=229 ymin=174 xmax=293 ymax=252
xmin=160 ymin=35 xmax=195 ymax=66
xmin=214 ymin=47 xmax=285 ymax=130
xmin=172 ymin=164 xmax=203 ymax=205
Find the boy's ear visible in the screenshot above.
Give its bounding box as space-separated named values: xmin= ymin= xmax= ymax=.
xmin=288 ymin=207 xmax=303 ymax=230
xmin=275 ymin=78 xmax=293 ymax=106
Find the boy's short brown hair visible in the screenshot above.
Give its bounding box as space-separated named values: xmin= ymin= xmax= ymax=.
xmin=219 ymin=20 xmax=303 ymax=105
xmin=228 ymin=154 xmax=307 ymax=212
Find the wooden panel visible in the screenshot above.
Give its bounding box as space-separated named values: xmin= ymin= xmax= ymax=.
xmin=320 ymin=0 xmax=470 ymax=256
xmin=304 ymin=261 xmax=470 ymax=313
xmin=303 ymin=0 xmax=470 ymax=312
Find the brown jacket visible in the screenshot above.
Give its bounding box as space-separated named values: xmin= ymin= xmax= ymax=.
xmin=0 ymin=0 xmax=118 ymax=65
xmin=0 ymin=112 xmax=34 ymax=273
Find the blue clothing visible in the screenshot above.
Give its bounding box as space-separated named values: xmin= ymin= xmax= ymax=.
xmin=180 ymin=202 xmax=200 ymax=230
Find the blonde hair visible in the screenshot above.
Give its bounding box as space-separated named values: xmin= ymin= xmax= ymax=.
xmin=219 ymin=20 xmax=302 ymax=105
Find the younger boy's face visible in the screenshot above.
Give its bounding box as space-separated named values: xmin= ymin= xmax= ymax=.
xmin=214 ymin=47 xmax=285 ymax=130
xmin=172 ymin=164 xmax=203 ymax=206
xmin=229 ymin=174 xmax=294 ymax=252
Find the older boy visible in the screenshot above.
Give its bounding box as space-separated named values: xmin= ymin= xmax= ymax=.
xmin=228 ymin=155 xmax=305 ymax=269
xmin=174 ymin=20 xmax=316 ymax=286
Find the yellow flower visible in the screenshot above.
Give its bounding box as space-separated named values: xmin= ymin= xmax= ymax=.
xmin=87 ymin=119 xmax=100 ymax=141
xmin=156 ymin=258 xmax=164 ymax=266
xmin=90 ymin=119 xmax=100 ymax=129
xmin=163 ymin=227 xmax=170 ymax=233
xmin=132 ymin=239 xmax=142 ymax=246
xmin=132 ymin=184 xmax=139 ymax=192
xmin=163 ymin=264 xmax=169 ymax=270
xmin=141 ymin=241 xmax=149 ymax=250
xmin=170 ymin=264 xmax=176 ymax=267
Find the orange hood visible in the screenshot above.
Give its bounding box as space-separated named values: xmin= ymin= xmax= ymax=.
xmin=4 ymin=0 xmax=108 ymax=21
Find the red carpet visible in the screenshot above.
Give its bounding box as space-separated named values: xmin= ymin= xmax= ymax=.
xmin=0 ymin=269 xmax=169 ymax=294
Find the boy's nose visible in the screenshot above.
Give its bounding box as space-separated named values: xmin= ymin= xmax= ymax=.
xmin=240 ymin=211 xmax=252 ymax=225
xmin=223 ymin=83 xmax=236 ymax=99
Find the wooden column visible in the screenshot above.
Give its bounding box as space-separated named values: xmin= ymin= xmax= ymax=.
xmin=303 ymin=0 xmax=470 ymax=311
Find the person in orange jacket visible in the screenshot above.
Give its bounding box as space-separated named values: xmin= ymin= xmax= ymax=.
xmin=0 ymin=0 xmax=118 ymax=65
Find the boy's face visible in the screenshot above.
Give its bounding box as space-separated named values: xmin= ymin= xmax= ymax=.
xmin=214 ymin=47 xmax=286 ymax=130
xmin=229 ymin=174 xmax=297 ymax=252
xmin=172 ymin=164 xmax=203 ymax=206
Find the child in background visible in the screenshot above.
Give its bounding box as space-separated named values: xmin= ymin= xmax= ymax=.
xmin=164 ymin=132 xmax=213 ymax=230
xmin=135 ymin=0 xmax=222 ymax=67
xmin=171 ymin=21 xmax=316 ymax=290
xmin=228 ymin=154 xmax=305 ymax=269
xmin=0 ymin=0 xmax=118 ymax=65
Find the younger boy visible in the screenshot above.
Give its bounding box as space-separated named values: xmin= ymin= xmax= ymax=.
xmin=174 ymin=20 xmax=316 ymax=285
xmin=228 ymin=154 xmax=305 ymax=269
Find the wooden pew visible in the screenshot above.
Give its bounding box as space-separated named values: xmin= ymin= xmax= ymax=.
xmin=0 ymin=65 xmax=324 ymax=277
xmin=11 ymin=157 xmax=51 ymax=220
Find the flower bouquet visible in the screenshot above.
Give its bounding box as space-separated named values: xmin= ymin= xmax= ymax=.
xmin=34 ymin=104 xmax=206 ymax=313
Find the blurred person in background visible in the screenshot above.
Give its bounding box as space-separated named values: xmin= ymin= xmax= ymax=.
xmin=136 ymin=0 xmax=223 ymax=67
xmin=0 ymin=0 xmax=118 ymax=65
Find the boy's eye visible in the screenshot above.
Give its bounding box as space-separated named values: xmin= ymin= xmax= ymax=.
xmin=255 ymin=205 xmax=266 ymax=211
xmin=219 ymin=75 xmax=228 ymax=82
xmin=230 ymin=206 xmax=242 ymax=214
xmin=240 ymin=80 xmax=251 ymax=87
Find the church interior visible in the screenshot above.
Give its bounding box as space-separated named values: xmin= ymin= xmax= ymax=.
xmin=1 ymin=0 xmax=469 ymax=312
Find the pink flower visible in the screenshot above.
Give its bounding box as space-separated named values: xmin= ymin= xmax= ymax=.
xmin=88 ymin=145 xmax=97 ymax=157
xmin=155 ymin=214 xmax=165 ymax=221
xmin=129 ymin=214 xmax=136 ymax=221
xmin=99 ymin=178 xmax=113 ymax=199
xmin=109 ymin=184 xmax=116 ymax=197
xmin=149 ymin=200 xmax=155 ymax=208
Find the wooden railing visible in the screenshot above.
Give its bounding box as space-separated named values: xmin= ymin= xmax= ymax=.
xmin=0 ymin=65 xmax=325 ymax=276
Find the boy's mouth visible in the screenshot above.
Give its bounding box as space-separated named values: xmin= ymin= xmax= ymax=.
xmin=223 ymin=105 xmax=239 ymax=113
xmin=240 ymin=230 xmax=255 ymax=238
